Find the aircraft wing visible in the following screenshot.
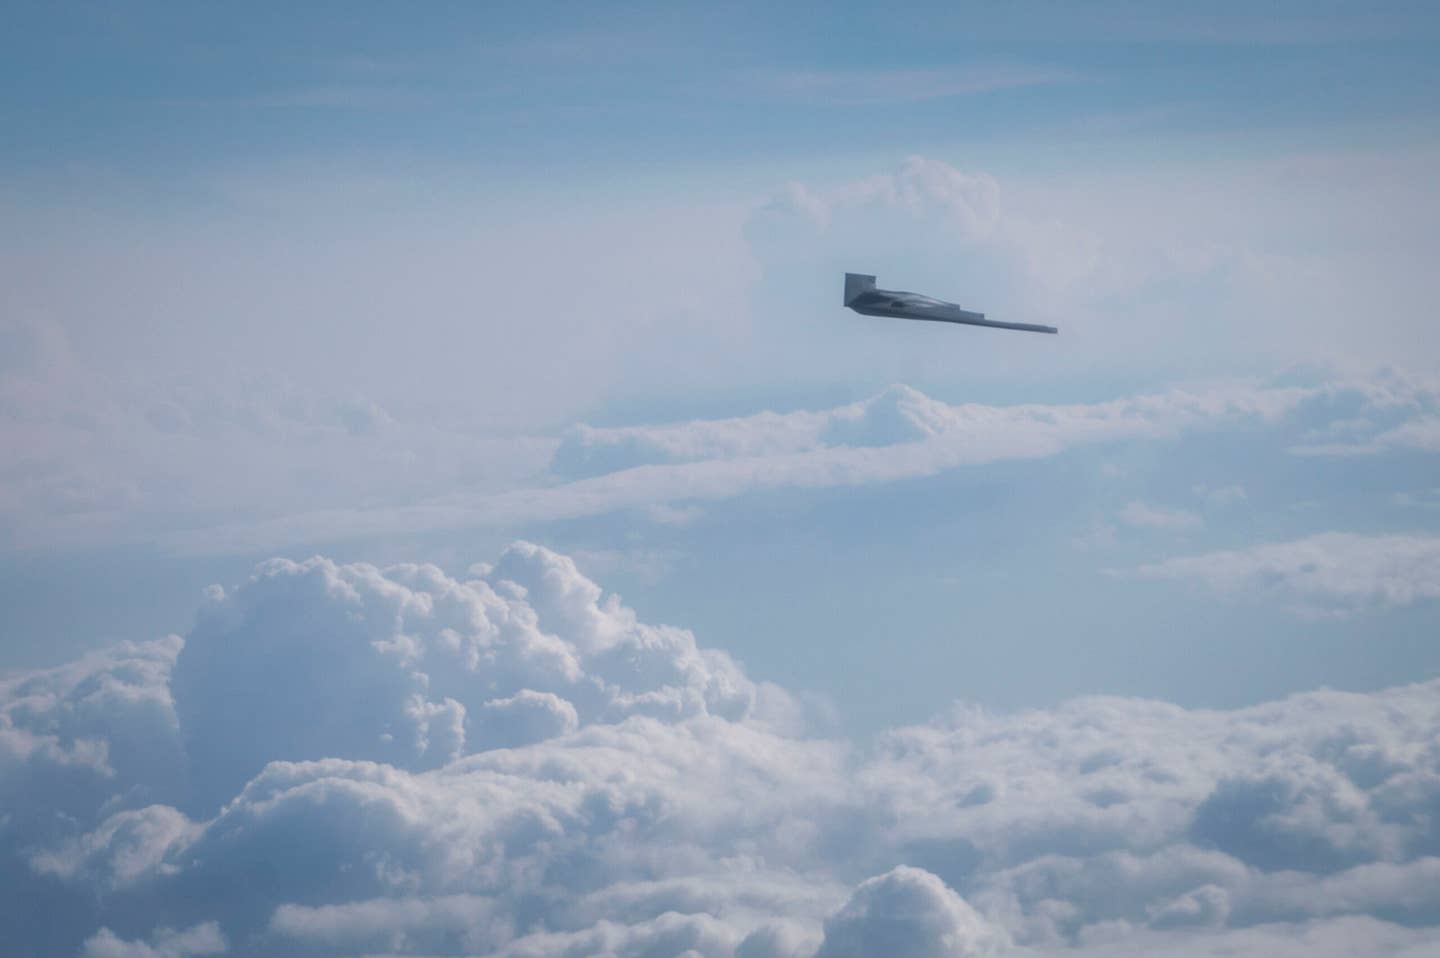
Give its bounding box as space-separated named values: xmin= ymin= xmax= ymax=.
xmin=922 ymin=309 xmax=1059 ymax=334
xmin=843 ymin=272 xmax=1058 ymax=334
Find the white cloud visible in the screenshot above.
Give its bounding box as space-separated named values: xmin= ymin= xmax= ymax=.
xmin=81 ymin=923 xmax=226 ymax=958
xmin=814 ymin=866 xmax=1010 ymax=958
xmin=160 ymin=379 xmax=1331 ymax=554
xmin=1193 ymin=483 xmax=1247 ymax=507
xmin=1377 ymin=416 xmax=1440 ymax=453
xmin=170 ymin=542 xmax=786 ymax=810
xmin=1291 ymin=416 xmax=1440 ymax=456
xmin=0 ymin=635 xmax=186 ymax=866
xmin=475 ymin=689 xmax=581 ymax=748
xmin=1133 ymin=533 xmax=1440 ymax=614
xmin=647 ymin=502 xmax=705 ymax=526
xmin=5 ymin=543 xmax=1440 ymax=956
xmin=31 ymin=803 xmax=197 ymax=888
xmin=1056 ymin=915 xmax=1440 ymax=958
xmin=1119 ymin=501 xmax=1203 ymax=531
xmin=270 ymin=895 xmax=513 ymax=953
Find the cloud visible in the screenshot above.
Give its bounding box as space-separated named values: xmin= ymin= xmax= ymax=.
xmin=1286 ymin=377 xmax=1440 ymax=456
xmin=813 ymin=866 xmax=1010 ymax=958
xmin=89 ymin=368 xmax=1429 ymax=557
xmin=161 ymin=378 xmax=1332 ymax=554
xmin=760 ymin=66 xmax=1074 ymax=104
xmin=1133 ymin=533 xmax=1440 ymax=614
xmin=5 ymin=544 xmax=1440 ymax=956
xmin=269 ymin=894 xmax=512 ymax=954
xmin=82 ymin=923 xmax=226 ymax=958
xmin=1059 ymin=915 xmax=1440 ymax=958
xmin=171 ymin=542 xmax=784 ymax=811
xmin=1118 ymin=501 xmax=1202 ymax=531
xmin=31 ymin=803 xmax=198 ymax=888
xmin=1392 ymin=488 xmax=1440 ymax=511
xmin=778 ymin=156 xmax=1006 ymax=236
xmin=1376 ymin=417 xmax=1440 ymax=453
xmin=1193 ymin=483 xmax=1247 ymax=507
xmin=0 ymin=636 xmax=185 ymax=839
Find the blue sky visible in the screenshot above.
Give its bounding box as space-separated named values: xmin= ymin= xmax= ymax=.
xmin=6 ymin=1 xmax=1440 ymax=180
xmin=3 ymin=4 xmax=1440 ymax=957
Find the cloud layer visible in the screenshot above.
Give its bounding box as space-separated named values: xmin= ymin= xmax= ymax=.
xmin=3 ymin=543 xmax=1439 ymax=956
xmin=1134 ymin=532 xmax=1440 ymax=615
xmin=141 ymin=370 xmax=1439 ymax=555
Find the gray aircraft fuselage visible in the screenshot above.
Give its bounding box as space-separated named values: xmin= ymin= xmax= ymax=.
xmin=843 ymin=273 xmax=1058 ymax=334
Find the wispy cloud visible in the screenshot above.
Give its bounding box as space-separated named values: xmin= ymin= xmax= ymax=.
xmin=1291 ymin=416 xmax=1440 ymax=457
xmin=759 ymin=65 xmax=1075 ymax=104
xmin=231 ymin=85 xmax=439 ymax=110
xmin=1133 ymin=532 xmax=1440 ymax=615
xmin=1391 ymin=488 xmax=1440 ymax=511
xmin=9 ymin=360 xmax=1438 ymax=558
xmin=1119 ymin=501 xmax=1203 ymax=531
xmin=1193 ymin=483 xmax=1248 ymax=507
xmin=157 ymin=381 xmax=1315 ymax=554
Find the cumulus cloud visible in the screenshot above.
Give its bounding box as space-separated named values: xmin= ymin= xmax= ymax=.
xmin=746 ymin=156 xmax=1066 ymax=301
xmin=4 ymin=544 xmax=1440 ymax=956
xmin=171 ymin=542 xmax=779 ymax=810
xmin=0 ymin=635 xmax=186 ymax=871
xmin=813 ymin=866 xmax=1009 ymax=958
xmin=1133 ymin=532 xmax=1440 ymax=614
xmin=82 ymin=923 xmax=226 ymax=958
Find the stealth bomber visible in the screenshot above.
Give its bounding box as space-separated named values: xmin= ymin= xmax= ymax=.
xmin=843 ymin=273 xmax=1057 ymax=334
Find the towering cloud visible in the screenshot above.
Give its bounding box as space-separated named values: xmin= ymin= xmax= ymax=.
xmin=171 ymin=543 xmax=776 ymax=812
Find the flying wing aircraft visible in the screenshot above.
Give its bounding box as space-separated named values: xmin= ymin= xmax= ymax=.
xmin=843 ymin=273 xmax=1058 ymax=334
